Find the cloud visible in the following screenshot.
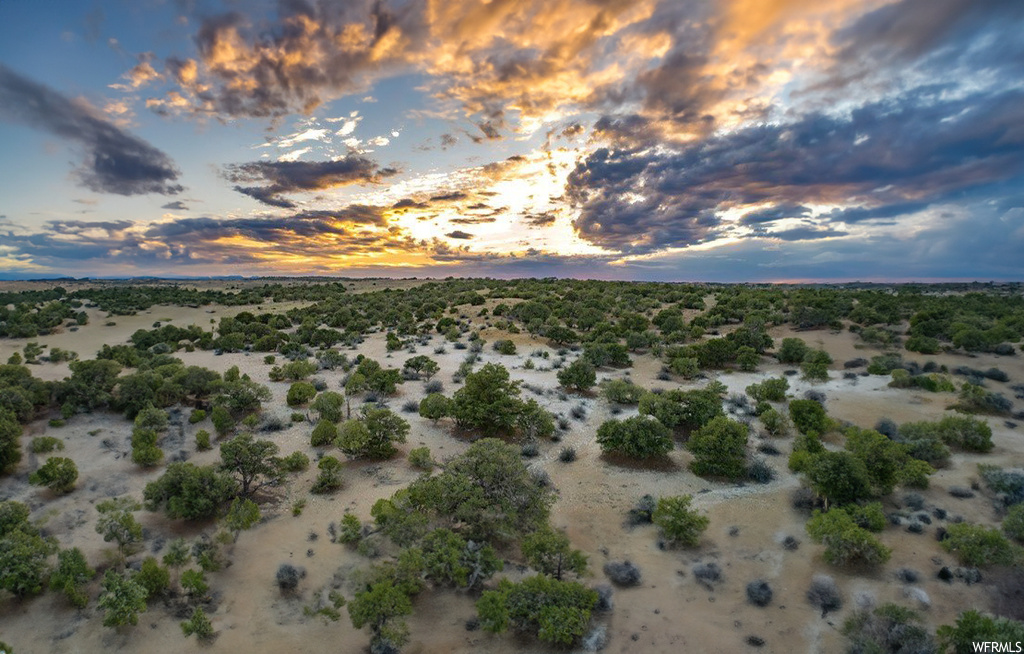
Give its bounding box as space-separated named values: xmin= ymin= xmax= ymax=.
xmin=223 ymin=156 xmax=398 ymax=207
xmin=568 ymin=87 xmax=1024 ymax=252
xmin=765 ymin=226 xmax=848 ymax=241
xmin=146 ymin=0 xmax=665 ymax=129
xmin=445 ymin=230 xmax=473 ymax=240
xmin=0 ymin=64 xmax=183 ymax=196
xmin=161 ymin=200 xmax=190 ymax=211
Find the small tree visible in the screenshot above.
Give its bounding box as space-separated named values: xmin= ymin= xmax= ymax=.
xmin=451 ymin=363 xmax=523 ymax=435
xmin=516 ymin=399 xmax=555 ymax=441
xmin=420 ymin=528 xmax=502 ymax=588
xmin=777 ymin=337 xmax=809 ymax=364
xmin=162 ymin=538 xmax=191 ymax=588
xmin=348 ymin=580 xmax=414 ymax=651
xmin=688 ymin=417 xmax=748 ymax=479
xmin=219 ymin=433 xmax=283 ymax=497
xmin=806 ymin=509 xmax=891 ymax=566
xmin=136 ymin=557 xmax=170 ymax=599
xmin=418 ymin=393 xmax=452 ymax=423
xmin=96 ymin=497 xmax=143 ymax=563
xmin=603 ymin=379 xmax=645 ymax=404
xmin=29 ymin=456 xmax=78 ymax=494
xmin=0 ymin=408 xmax=24 ymax=473
xmin=181 ymin=568 xmax=209 ymax=598
xmin=941 ymin=523 xmax=1022 ymax=567
xmin=789 ymin=399 xmax=832 ymax=436
xmin=99 ymin=570 xmax=148 ymax=628
xmin=312 ymin=456 xmax=344 ymax=493
xmin=596 ymin=415 xmax=673 ymax=460
xmin=1004 ymin=504 xmax=1024 ymax=543
xmin=802 ymin=349 xmax=833 ymax=382
xmin=210 ymin=405 xmax=234 ymax=437
xmin=310 ymin=391 xmax=345 ymax=423
xmin=476 ymin=575 xmax=598 ymax=646
xmin=521 ymin=528 xmax=587 ymax=580
xmin=805 ymin=451 xmax=873 ymax=508
xmin=143 ymin=463 xmax=238 ymax=520
xmin=407 ymin=447 xmax=434 ymax=470
xmin=225 ymin=497 xmax=261 ymax=542
xmin=287 ymin=382 xmax=317 ymax=407
xmin=181 ymin=606 xmax=215 ymax=640
xmin=403 ymin=355 xmax=439 ymax=380
xmin=50 ymin=547 xmax=94 ymax=608
xmin=652 ymin=495 xmax=709 ymax=547
xmin=344 ymin=407 xmax=409 ymax=459
xmin=310 ymin=420 xmax=338 ymax=447
xmin=557 ymin=359 xmax=596 ymax=393
xmin=746 ymin=378 xmax=789 ymax=403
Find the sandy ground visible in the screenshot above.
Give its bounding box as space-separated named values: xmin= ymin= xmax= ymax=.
xmin=1 ymin=302 xmax=1022 ymax=654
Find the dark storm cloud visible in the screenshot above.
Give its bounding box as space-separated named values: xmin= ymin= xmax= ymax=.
xmin=569 ymin=88 xmax=1024 ymax=252
xmin=739 ymin=205 xmax=811 ymax=226
xmin=429 ymin=192 xmax=468 ymax=202
xmin=223 ymin=156 xmax=398 ymax=207
xmin=766 ymin=226 xmax=849 ymax=241
xmin=0 ymin=64 xmax=183 ymax=196
xmin=524 ymin=212 xmax=557 ymax=227
xmin=0 ymin=207 xmax=412 ymax=269
xmin=832 ymin=0 xmax=1024 ymax=65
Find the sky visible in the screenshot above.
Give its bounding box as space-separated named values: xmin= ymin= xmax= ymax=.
xmin=0 ymin=0 xmax=1022 ymax=282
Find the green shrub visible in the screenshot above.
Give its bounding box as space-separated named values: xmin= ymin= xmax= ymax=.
xmin=905 ymin=335 xmax=941 ymax=354
xmin=602 ymin=379 xmax=645 ymax=404
xmin=407 ymin=447 xmax=434 ymax=470
xmin=136 ymin=557 xmax=170 ymax=599
xmin=188 ymin=409 xmax=206 ymax=424
xmin=211 ymin=405 xmax=234 ymax=437
xmin=746 ymin=378 xmax=789 ymax=403
xmin=557 ymin=359 xmax=596 ymax=392
xmin=801 ymin=349 xmax=833 ymax=382
xmin=760 ymin=407 xmax=789 ymax=437
xmin=789 ymin=399 xmax=831 ymax=436
xmin=668 ymin=356 xmax=699 ymax=378
xmin=494 ymin=340 xmax=517 ymax=355
xmin=49 ymin=547 xmax=94 ymax=608
xmin=30 ymin=436 xmax=64 ymax=453
xmin=940 ymin=523 xmax=1022 ymax=567
xmin=777 ymin=338 xmax=809 ymax=364
xmin=652 ymin=495 xmax=709 ymax=547
xmin=287 ymin=382 xmax=317 ymax=407
xmin=181 ymin=568 xmax=208 ymax=597
xmin=806 ymin=509 xmax=891 ymax=566
xmin=595 ymin=415 xmax=673 ymax=460
xmin=418 ymin=393 xmax=452 ymax=422
xmin=1004 ymin=504 xmax=1024 ymax=543
xmin=687 ymin=416 xmax=748 ymax=479
xmin=29 ymin=456 xmax=78 ymax=493
xmin=805 ymin=451 xmax=873 ymax=506
xmin=843 ymin=603 xmax=935 ymax=653
xmin=98 ymin=570 xmax=148 ymax=628
xmin=338 ymin=513 xmax=362 ymax=544
xmin=938 ymin=611 xmax=1024 ymax=654
xmin=311 ymin=420 xmax=338 ymax=447
xmin=195 ymin=430 xmax=212 ymax=451
xmin=281 ymin=451 xmax=310 ymax=472
xmin=312 ymin=456 xmax=344 ymax=494
xmin=181 ymin=606 xmax=214 ymax=640
xmin=476 ymin=575 xmax=598 ymax=646
xmin=843 ymin=502 xmax=886 ymax=532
